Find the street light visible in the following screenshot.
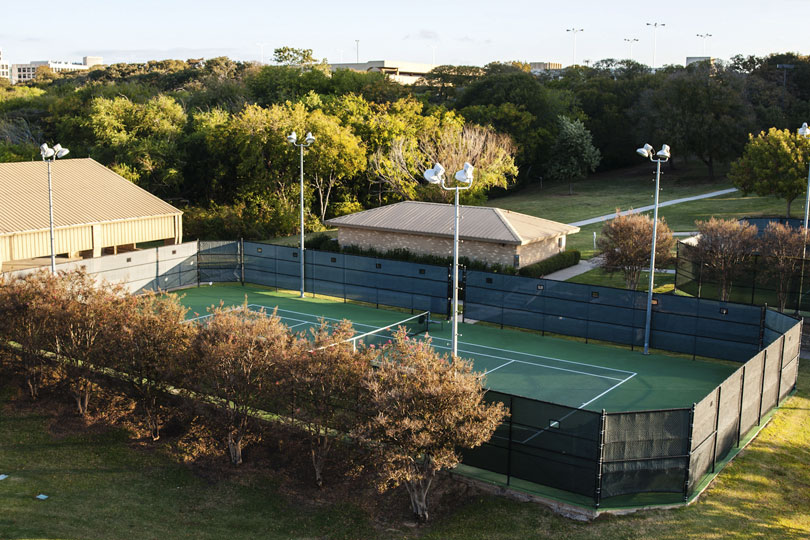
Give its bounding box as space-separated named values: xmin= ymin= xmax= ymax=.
xmin=646 ymin=22 xmax=666 ymax=70
xmin=424 ymin=161 xmax=474 ymax=357
xmin=696 ymin=33 xmax=712 ymax=56
xmin=566 ymin=28 xmax=584 ymax=66
xmin=40 ymin=142 xmax=69 ymax=274
xmin=795 ymin=122 xmax=810 ymax=313
xmin=286 ymin=130 xmax=316 ymax=298
xmin=636 ymin=142 xmax=670 ymax=355
xmin=624 ymin=38 xmax=639 ymax=60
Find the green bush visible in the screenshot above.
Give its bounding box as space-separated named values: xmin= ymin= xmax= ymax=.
xmin=518 ymin=250 xmax=581 ymax=278
xmin=304 ymin=234 xmax=580 ymax=277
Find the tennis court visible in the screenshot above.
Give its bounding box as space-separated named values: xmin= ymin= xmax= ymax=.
xmin=175 ymin=283 xmax=737 ymax=413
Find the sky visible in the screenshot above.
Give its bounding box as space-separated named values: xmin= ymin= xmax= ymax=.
xmin=1 ymin=0 xmax=808 ymax=68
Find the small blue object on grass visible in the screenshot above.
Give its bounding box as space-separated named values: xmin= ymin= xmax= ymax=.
xmin=0 ymin=474 xmax=8 ymax=480
xmin=36 ymin=494 xmax=48 ymax=500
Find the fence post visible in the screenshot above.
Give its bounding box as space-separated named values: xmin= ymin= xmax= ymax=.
xmin=697 ymin=259 xmax=703 ymax=299
xmin=758 ymin=305 xmax=767 ymax=350
xmin=775 ymin=335 xmax=786 ymax=404
xmin=674 ymin=241 xmax=680 ymax=293
xmin=196 ymin=239 xmax=201 ymax=287
xmin=682 ymin=403 xmax=696 ymax=502
xmin=736 ymin=366 xmax=746 ymax=448
xmin=506 ymin=396 xmax=513 ymax=486
xmin=757 ymin=348 xmax=767 ymax=425
xmin=240 ymin=238 xmax=245 ymax=286
xmin=594 ymin=409 xmax=607 ymax=508
xmin=711 ymin=385 xmax=722 ymax=473
xmin=751 ymin=258 xmax=757 ymax=305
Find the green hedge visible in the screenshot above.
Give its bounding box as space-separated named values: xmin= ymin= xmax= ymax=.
xmin=305 ymin=234 xmax=581 ymax=277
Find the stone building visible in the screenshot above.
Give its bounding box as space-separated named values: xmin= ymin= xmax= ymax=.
xmin=325 ymin=201 xmax=579 ymax=269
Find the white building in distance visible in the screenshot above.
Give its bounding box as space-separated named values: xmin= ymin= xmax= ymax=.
xmin=11 ymin=56 xmax=103 ymax=83
xmin=329 ymin=60 xmax=437 ymax=85
xmin=0 ymin=49 xmax=10 ymax=82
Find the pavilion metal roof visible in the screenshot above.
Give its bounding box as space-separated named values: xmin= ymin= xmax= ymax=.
xmin=325 ymin=201 xmax=579 ymax=245
xmin=0 ymin=158 xmax=181 ymax=234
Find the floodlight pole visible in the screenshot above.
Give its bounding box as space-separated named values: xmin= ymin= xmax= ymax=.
xmin=46 ymin=159 xmax=56 ymax=274
xmin=647 ymin=22 xmax=665 ymax=71
xmin=40 ymin=143 xmax=69 ymax=274
xmin=426 ymin=165 xmax=473 ymax=357
xmin=287 ymin=132 xmax=315 ymax=298
xmin=796 ymin=123 xmax=810 ymax=314
xmin=637 ymin=144 xmax=670 ymax=354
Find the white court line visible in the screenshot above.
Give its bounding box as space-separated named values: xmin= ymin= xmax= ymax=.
xmin=427 ymin=335 xmax=635 ymax=375
xmin=484 ymin=360 xmax=515 ymax=374
xmin=521 ymin=373 xmax=637 ymax=445
xmin=431 ymin=341 xmax=627 ymax=382
xmin=247 ymin=304 xmax=383 ymax=332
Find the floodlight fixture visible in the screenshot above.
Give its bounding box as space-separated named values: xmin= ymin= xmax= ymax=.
xmin=40 ymin=143 xmax=55 ymax=159
xmin=799 ymin=122 xmax=810 ymax=137
xmin=304 ymin=132 xmax=315 ymax=145
xmin=286 ymin=131 xmax=297 ymax=144
xmin=423 ymin=163 xmax=445 ymax=184
xmin=656 ymin=144 xmax=671 ymax=159
xmin=455 ymin=162 xmax=474 ymax=184
xmin=636 ymin=143 xmax=653 ymax=158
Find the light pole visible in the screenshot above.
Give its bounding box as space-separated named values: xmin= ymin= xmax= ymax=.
xmin=40 ymin=143 xmax=70 ymax=274
xmin=636 ymin=143 xmax=671 ymax=354
xmin=624 ymin=38 xmax=639 ymax=60
xmin=696 ymin=33 xmax=712 ymax=56
xmin=355 ymin=40 xmax=360 ymax=63
xmin=286 ymin=131 xmax=315 ymax=298
xmin=646 ymin=22 xmax=665 ymax=70
xmin=424 ymin=162 xmax=474 ymax=357
xmin=256 ymin=42 xmax=268 ymax=64
xmin=795 ymin=122 xmax=810 ymax=313
xmin=566 ymin=28 xmax=584 ymax=66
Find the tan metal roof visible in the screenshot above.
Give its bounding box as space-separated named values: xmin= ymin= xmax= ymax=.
xmin=0 ymin=158 xmax=181 ymax=234
xmin=325 ymin=201 xmax=579 ymax=245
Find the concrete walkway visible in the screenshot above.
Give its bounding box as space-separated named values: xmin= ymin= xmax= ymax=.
xmin=568 ymin=188 xmax=738 ymax=227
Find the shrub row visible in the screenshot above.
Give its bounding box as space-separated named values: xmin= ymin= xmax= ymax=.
xmin=0 ymin=269 xmax=505 ymax=521
xmin=305 ymin=234 xmax=581 ymax=277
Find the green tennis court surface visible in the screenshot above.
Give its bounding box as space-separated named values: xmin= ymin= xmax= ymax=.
xmin=174 ymin=283 xmax=737 ymax=412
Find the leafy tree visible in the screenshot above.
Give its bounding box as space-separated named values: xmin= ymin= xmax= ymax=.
xmin=729 ymin=127 xmax=810 ymax=217
xmin=191 ymin=304 xmax=291 ymax=465
xmin=104 ymin=292 xmax=193 ymax=440
xmin=287 ymin=320 xmax=369 ymax=486
xmin=417 ymin=65 xmax=485 ymax=101
xmin=546 ymin=115 xmax=601 ymax=194
xmin=357 ymin=330 xmax=507 ymax=521
xmin=597 ymin=212 xmax=675 ymax=290
xmin=273 ymin=47 xmax=318 ymax=66
xmin=635 ymin=62 xmax=753 ymax=179
xmin=49 ymin=271 xmax=126 ymax=416
xmin=0 ymin=270 xmax=59 ymax=399
xmin=759 ymin=222 xmax=807 ymax=312
xmin=693 ymin=218 xmax=759 ymax=301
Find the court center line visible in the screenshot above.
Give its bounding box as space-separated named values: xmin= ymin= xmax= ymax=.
xmin=426 ymin=334 xmax=636 ymax=375
xmin=520 ymin=373 xmax=637 ymax=445
xmin=484 ymin=360 xmax=515 ymax=374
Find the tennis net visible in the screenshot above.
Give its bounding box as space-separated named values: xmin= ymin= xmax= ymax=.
xmin=316 ymin=311 xmax=431 ymax=352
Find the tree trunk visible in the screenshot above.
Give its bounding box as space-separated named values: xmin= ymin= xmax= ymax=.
xmin=787 ymin=198 xmax=792 ymax=219
xmin=228 ymin=431 xmax=243 ymax=465
xmin=145 ymin=397 xmax=160 ymax=441
xmin=568 ymin=182 xmax=573 ymax=196
xmin=72 ymin=381 xmax=91 ymax=416
xmin=707 ymin=156 xmax=715 ymax=181
xmin=405 ymin=480 xmax=431 ymax=522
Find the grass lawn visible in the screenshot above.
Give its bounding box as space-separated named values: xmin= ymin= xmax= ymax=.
xmin=486 ymin=162 xmax=733 ymax=225
xmin=1 ymin=355 xmax=808 ymax=539
xmin=566 ymin=268 xmax=675 ymax=292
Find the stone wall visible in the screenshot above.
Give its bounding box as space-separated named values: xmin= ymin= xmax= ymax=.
xmin=337 ymin=227 xmax=568 ymax=268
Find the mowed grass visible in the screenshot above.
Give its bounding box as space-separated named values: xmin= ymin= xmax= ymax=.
xmin=1 ymin=357 xmax=808 ymax=539
xmin=566 ymin=268 xmax=675 ymax=291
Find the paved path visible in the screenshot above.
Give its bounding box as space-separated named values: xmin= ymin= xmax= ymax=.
xmin=567 ymin=188 xmax=738 ymax=227
xmin=547 ymin=187 xmax=738 ymax=281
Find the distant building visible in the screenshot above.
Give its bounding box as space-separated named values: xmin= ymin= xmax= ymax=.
xmin=325 ymin=201 xmax=579 ymax=269
xmin=329 ymin=60 xmax=437 ymax=85
xmin=11 ymin=56 xmax=103 ymax=83
xmin=0 ymin=158 xmax=182 ymax=270
xmin=686 ymin=56 xmax=714 ymax=66
xmin=529 ymin=61 xmax=563 ymax=73
xmin=0 ymin=49 xmax=10 ymax=82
